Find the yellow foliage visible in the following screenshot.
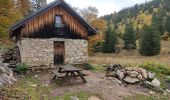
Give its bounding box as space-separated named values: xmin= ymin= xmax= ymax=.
xmin=88 ymin=35 xmax=104 ymax=55
xmin=90 ymin=18 xmax=106 ymax=34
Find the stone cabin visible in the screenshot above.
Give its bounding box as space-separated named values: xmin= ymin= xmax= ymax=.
xmin=9 ymin=0 xmax=96 ymax=67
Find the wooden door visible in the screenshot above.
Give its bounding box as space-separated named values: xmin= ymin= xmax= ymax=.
xmin=54 ymin=41 xmax=64 ymax=65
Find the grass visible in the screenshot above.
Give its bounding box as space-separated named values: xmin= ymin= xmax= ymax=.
xmin=16 ymin=76 xmax=52 ymax=100
xmin=1 ymin=76 xmax=100 ymax=100
xmin=139 ymin=61 xmax=170 ymax=76
xmin=52 ymin=92 xmax=91 ymax=100
xmin=89 ymin=41 xmax=170 ymax=68
xmin=124 ymin=94 xmax=170 ymax=100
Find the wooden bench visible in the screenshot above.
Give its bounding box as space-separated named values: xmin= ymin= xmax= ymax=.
xmin=52 ymin=70 xmax=65 ymax=79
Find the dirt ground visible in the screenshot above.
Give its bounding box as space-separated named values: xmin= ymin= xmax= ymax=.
xmin=23 ymin=70 xmax=150 ymax=100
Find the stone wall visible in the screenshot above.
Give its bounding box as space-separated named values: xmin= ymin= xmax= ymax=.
xmin=17 ymin=39 xmax=54 ymax=67
xmin=17 ymin=38 xmax=88 ymax=67
xmin=65 ymin=39 xmax=88 ymax=64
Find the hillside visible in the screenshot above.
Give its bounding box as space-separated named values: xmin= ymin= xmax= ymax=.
xmin=102 ymin=0 xmax=170 ymax=38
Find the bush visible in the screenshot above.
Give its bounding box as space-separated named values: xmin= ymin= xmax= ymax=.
xmin=0 ymin=45 xmax=8 ymax=51
xmin=88 ymin=35 xmax=104 ymax=55
xmin=82 ymin=63 xmax=95 ymax=70
xmin=139 ymin=61 xmax=170 ymax=75
xmin=16 ymin=63 xmax=28 ymax=74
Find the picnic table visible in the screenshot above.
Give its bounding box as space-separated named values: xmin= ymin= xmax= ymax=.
xmin=52 ymin=65 xmax=87 ymax=83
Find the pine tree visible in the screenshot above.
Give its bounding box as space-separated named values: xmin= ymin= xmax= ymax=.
xmin=102 ymin=27 xmax=117 ymax=53
xmin=139 ymin=25 xmax=161 ymax=56
xmin=163 ymin=15 xmax=170 ymax=34
xmin=123 ymin=22 xmax=136 ymax=50
xmin=152 ymin=13 xmax=164 ymax=34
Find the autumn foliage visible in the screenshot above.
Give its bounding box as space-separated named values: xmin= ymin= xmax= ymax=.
xmin=88 ymin=35 xmax=104 ymax=55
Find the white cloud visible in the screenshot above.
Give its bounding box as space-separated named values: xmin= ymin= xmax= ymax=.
xmin=47 ymin=0 xmax=150 ymax=16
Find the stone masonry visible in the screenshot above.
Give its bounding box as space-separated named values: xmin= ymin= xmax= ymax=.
xmin=17 ymin=38 xmax=88 ymax=67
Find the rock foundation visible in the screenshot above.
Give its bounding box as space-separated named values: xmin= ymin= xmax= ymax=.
xmin=17 ymin=38 xmax=88 ymax=67
xmin=105 ymin=64 xmax=164 ymax=93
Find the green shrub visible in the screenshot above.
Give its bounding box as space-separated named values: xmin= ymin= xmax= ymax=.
xmin=165 ymin=76 xmax=170 ymax=83
xmin=82 ymin=63 xmax=95 ymax=70
xmin=0 ymin=44 xmax=14 ymax=51
xmin=16 ymin=63 xmax=28 ymax=74
xmin=139 ymin=61 xmax=170 ymax=75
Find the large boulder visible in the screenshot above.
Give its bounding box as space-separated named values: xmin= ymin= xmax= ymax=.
xmin=0 ymin=62 xmax=16 ymax=86
xmin=124 ymin=76 xmax=140 ymax=84
xmin=143 ymin=81 xmax=163 ymax=93
xmin=127 ymin=71 xmax=139 ymax=78
xmin=116 ymin=70 xmax=125 ymax=80
xmin=151 ymin=78 xmax=160 ymax=87
xmin=140 ymin=68 xmax=148 ymax=79
xmin=0 ymin=62 xmax=13 ymax=76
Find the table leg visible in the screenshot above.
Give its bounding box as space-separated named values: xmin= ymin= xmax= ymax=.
xmin=52 ymin=75 xmax=57 ymax=80
xmin=71 ymin=72 xmax=76 ymax=76
xmin=60 ymin=72 xmax=70 ymax=84
xmin=77 ymin=71 xmax=87 ymax=83
xmin=58 ymin=67 xmax=62 ymax=73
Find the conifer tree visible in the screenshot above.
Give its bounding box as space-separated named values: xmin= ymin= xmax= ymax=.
xmin=139 ymin=25 xmax=161 ymax=56
xmin=163 ymin=15 xmax=170 ymax=34
xmin=123 ymin=22 xmax=136 ymax=50
xmin=102 ymin=27 xmax=117 ymax=53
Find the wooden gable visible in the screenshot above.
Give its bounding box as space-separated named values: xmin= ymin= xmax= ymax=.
xmin=10 ymin=0 xmax=96 ymax=41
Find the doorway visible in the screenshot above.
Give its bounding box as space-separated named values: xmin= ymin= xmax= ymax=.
xmin=53 ymin=41 xmax=65 ymax=65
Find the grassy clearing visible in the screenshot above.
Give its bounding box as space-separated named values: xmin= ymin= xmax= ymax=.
xmin=89 ymin=41 xmax=170 ymax=67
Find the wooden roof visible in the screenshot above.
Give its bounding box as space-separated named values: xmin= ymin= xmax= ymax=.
xmin=9 ymin=0 xmax=96 ymax=38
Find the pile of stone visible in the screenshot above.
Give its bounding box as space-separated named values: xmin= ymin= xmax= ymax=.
xmin=106 ymin=64 xmax=163 ymax=93
xmin=2 ymin=46 xmax=21 ymax=69
xmin=0 ymin=62 xmax=17 ymax=86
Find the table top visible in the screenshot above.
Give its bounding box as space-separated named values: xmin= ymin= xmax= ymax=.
xmin=59 ymin=65 xmax=82 ymax=71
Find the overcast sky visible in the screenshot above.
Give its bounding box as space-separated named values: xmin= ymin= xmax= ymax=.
xmin=47 ymin=0 xmax=150 ymax=16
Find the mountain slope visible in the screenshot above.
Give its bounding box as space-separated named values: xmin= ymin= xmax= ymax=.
xmin=102 ymin=0 xmax=170 ymax=37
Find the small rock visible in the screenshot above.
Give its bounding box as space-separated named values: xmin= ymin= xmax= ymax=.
xmin=151 ymin=78 xmax=160 ymax=87
xmin=112 ymin=77 xmax=123 ymax=86
xmin=149 ymin=91 xmax=155 ymax=95
xmin=128 ymin=71 xmax=139 ymax=78
xmin=107 ymin=77 xmax=112 ymax=80
xmin=140 ymin=69 xmax=147 ymax=79
xmin=163 ymin=91 xmax=167 ymax=95
xmin=148 ymin=72 xmax=155 ymax=80
xmin=116 ymin=70 xmax=125 ymax=80
xmin=124 ymin=76 xmax=140 ymax=84
xmin=35 ymin=75 xmax=38 ymax=78
xmin=125 ymin=67 xmax=132 ymax=71
xmin=88 ymin=96 xmax=101 ymax=100
xmin=0 ymin=67 xmax=6 ymax=74
xmin=166 ymin=89 xmax=170 ymax=93
xmin=30 ymin=84 xmax=37 ymax=87
xmin=137 ymin=74 xmax=144 ymax=81
xmin=70 ymin=96 xmax=79 ymax=100
xmin=121 ymin=69 xmax=126 ymax=74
